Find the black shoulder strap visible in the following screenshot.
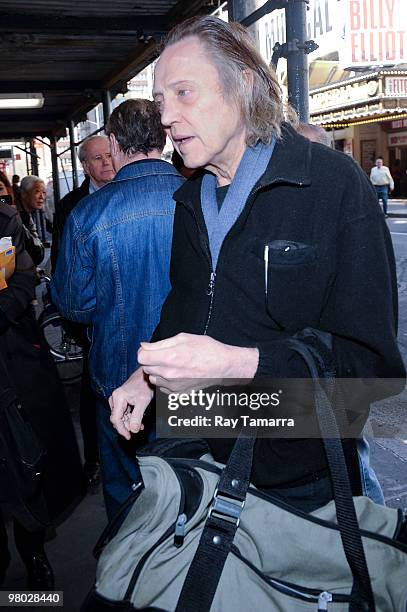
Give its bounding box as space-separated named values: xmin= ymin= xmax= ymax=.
xmin=175 ymin=432 xmax=255 ymax=612
xmin=287 ymin=336 xmax=375 ymax=612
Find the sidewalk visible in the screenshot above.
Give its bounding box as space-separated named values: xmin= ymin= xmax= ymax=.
xmin=1 ymin=381 xmax=106 ymax=611
xmin=387 ymin=199 xmax=407 ymax=217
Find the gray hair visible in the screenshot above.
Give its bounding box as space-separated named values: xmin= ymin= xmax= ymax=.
xmin=20 ymin=175 xmax=44 ymax=192
xmin=161 ymin=16 xmax=285 ymax=145
xmin=78 ymin=134 xmax=109 ymax=164
xmin=297 ymin=123 xmax=332 ymax=148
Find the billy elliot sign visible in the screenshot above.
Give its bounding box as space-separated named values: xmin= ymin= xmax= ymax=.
xmin=341 ymin=0 xmax=407 ymax=67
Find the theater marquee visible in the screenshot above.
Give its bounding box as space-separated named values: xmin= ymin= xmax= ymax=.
xmin=309 ymin=79 xmax=379 ymax=114
xmin=310 ymin=70 xmax=407 ymax=126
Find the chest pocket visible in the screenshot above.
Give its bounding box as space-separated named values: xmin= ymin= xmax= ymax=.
xmin=263 ymin=240 xmax=320 ymax=331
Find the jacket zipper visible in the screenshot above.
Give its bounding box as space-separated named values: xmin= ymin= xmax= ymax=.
xmin=182 ymin=202 xmax=214 ymax=336
xmin=182 ymin=173 xmax=307 ymax=336
xmin=204 ymin=271 xmax=216 ymax=335
xmin=202 ymin=183 xmax=267 ymax=335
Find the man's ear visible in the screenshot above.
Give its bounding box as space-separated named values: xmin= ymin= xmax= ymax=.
xmin=81 ymin=159 xmax=89 ymax=175
xmin=109 ymin=133 xmax=118 ymax=156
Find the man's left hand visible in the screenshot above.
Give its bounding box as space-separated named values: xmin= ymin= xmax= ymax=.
xmin=138 ymin=332 xmax=259 ymax=393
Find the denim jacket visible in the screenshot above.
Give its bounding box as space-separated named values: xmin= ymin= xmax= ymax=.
xmin=51 ymin=159 xmax=183 ymax=397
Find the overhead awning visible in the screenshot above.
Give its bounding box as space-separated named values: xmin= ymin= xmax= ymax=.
xmin=0 ymin=0 xmax=212 ymax=139
xmin=308 ymin=60 xmax=349 ymax=89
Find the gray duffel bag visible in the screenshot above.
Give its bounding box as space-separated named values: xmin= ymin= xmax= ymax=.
xmin=82 ymin=341 xmax=407 ymax=612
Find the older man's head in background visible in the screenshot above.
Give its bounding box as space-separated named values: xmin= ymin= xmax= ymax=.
xmin=297 ymin=123 xmax=332 ymax=147
xmin=20 ymin=175 xmax=46 ymax=212
xmin=78 ymin=135 xmax=115 ymax=189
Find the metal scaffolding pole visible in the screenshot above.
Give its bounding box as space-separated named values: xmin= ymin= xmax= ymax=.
xmin=228 ymin=0 xmax=315 ymax=123
xmin=29 ymin=140 xmax=39 ymax=175
xmin=24 ymin=140 xmax=30 ymax=174
xmin=285 ymin=0 xmax=309 ymax=122
xmin=68 ymin=120 xmax=79 ymax=189
xmin=50 ymin=134 xmax=61 ymax=208
xmin=102 ymin=90 xmax=112 ymax=125
xmin=228 ymin=0 xmax=259 ymax=39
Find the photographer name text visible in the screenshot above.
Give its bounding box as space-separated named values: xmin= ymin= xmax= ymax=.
xmin=167 ymin=415 xmax=295 ymax=429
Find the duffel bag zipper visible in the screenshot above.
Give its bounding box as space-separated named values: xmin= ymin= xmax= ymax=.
xmin=167 ymin=459 xmax=204 ymax=549
xmin=124 ymin=464 xmax=187 ymax=599
xmin=93 ymin=482 xmax=143 ymax=558
xmin=318 ymin=591 xmax=333 ymax=610
xmin=124 ymin=520 xmax=179 ymax=600
xmin=174 ymin=513 xmax=187 ymax=548
xmin=231 ymin=546 xmax=351 ymax=609
xmin=172 ymin=465 xmax=186 ymax=549
xmin=167 ymin=458 xmax=407 ymax=554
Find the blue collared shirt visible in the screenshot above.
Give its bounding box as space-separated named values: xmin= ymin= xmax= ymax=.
xmin=88 ymin=180 xmax=98 ymax=194
xmin=51 ymin=159 xmax=183 ymax=397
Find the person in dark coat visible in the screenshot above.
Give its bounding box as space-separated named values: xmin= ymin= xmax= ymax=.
xmin=110 ymin=16 xmax=406 ymax=513
xmin=0 ymin=172 xmax=14 ymax=206
xmin=50 ymin=134 xmax=115 ymax=488
xmin=0 ymin=200 xmax=85 ymax=589
xmin=50 ymin=134 xmax=114 ymax=271
xmin=12 ymin=174 xmax=20 ymax=204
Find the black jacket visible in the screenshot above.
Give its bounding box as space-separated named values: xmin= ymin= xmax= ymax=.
xmin=1 ymin=309 xmax=86 ymax=523
xmin=51 ymin=177 xmax=90 ymax=271
xmin=0 ymin=203 xmax=37 ymax=332
xmin=16 ymin=203 xmax=45 ymax=266
xmin=0 ymin=204 xmax=85 ymax=524
xmin=155 ymin=125 xmax=406 ymax=489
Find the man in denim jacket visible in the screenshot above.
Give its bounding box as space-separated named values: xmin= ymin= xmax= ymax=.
xmin=51 ymin=99 xmax=183 ymax=520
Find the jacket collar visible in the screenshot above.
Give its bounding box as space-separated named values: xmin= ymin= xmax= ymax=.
xmin=113 ymin=158 xmax=181 ymax=182
xmin=80 ymin=176 xmax=90 ymax=194
xmin=173 ymin=123 xmax=312 ymax=206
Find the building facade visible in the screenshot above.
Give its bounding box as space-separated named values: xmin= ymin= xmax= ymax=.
xmin=310 ymin=70 xmax=407 ymax=189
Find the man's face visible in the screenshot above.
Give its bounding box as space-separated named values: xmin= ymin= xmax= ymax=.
xmin=81 ymin=137 xmax=115 ymax=187
xmin=153 ymin=36 xmax=246 ymax=172
xmin=25 ymin=181 xmax=46 ymax=211
xmin=376 ymin=159 xmax=383 ymax=168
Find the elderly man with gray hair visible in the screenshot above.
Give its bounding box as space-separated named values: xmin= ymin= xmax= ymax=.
xmin=16 ymin=175 xmax=46 ymax=266
xmin=51 ymin=134 xmax=114 ymax=268
xmin=110 ymin=16 xmax=405 ymax=515
xmin=19 ymin=175 xmax=46 ymax=215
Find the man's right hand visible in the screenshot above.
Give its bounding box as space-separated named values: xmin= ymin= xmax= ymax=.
xmin=109 ymin=367 xmax=154 ymax=439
